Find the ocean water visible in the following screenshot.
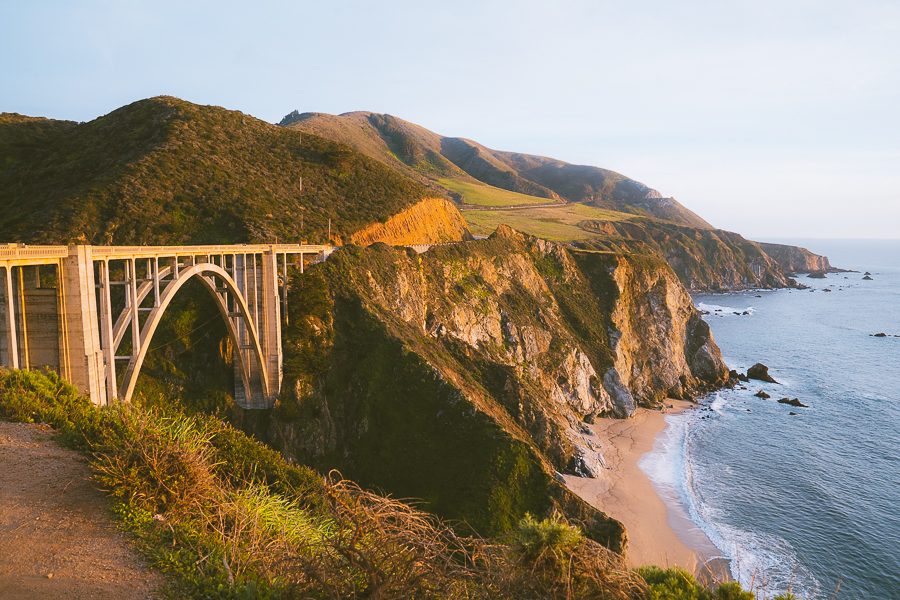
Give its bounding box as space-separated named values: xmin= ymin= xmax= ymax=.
xmin=652 ymin=240 xmax=900 ymax=599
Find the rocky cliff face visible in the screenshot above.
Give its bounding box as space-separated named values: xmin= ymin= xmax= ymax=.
xmin=251 ymin=225 xmax=728 ymax=549
xmin=757 ymin=242 xmax=834 ymax=273
xmin=348 ymin=197 xmax=473 ymax=246
xmin=579 ymin=219 xmax=810 ymax=291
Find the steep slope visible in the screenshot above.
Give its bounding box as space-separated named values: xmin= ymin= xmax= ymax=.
xmin=280 ymin=111 xmax=713 ymax=228
xmin=758 ymin=242 xmax=835 ymax=273
xmin=0 ymin=98 xmax=460 ymax=246
xmin=348 ymin=197 xmax=473 ymax=246
xmin=280 ymin=111 xmax=465 ymax=183
xmin=259 ymin=226 xmax=728 ymax=544
xmin=578 ymin=219 xmax=803 ymax=290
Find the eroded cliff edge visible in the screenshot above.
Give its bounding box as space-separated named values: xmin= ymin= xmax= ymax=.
xmin=578 ymin=218 xmax=835 ymax=290
xmin=243 ymin=225 xmax=728 ymax=551
xmin=348 ymin=197 xmax=473 ymax=246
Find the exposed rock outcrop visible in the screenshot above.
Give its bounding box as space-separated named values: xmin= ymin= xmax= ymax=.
xmin=758 ymin=242 xmax=834 ymax=274
xmin=349 ymin=197 xmax=474 ymax=246
xmin=259 ymin=225 xmax=729 ymax=549
xmin=577 ymin=220 xmax=812 ymax=291
xmin=747 ymin=363 xmax=779 ymax=384
xmin=778 ymin=398 xmax=808 ymax=408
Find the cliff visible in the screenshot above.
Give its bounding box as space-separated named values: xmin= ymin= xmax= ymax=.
xmin=348 ymin=197 xmax=474 ymax=246
xmin=579 ymin=218 xmax=804 ymax=291
xmin=250 ymin=225 xmax=728 ymax=549
xmin=757 ymin=242 xmax=834 ymax=273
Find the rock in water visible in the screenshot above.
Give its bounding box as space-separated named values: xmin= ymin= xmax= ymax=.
xmin=778 ymin=397 xmax=808 ymax=408
xmin=863 ymin=275 xmax=874 ymax=280
xmin=747 ymin=363 xmax=779 ymax=384
xmin=754 ymin=390 xmax=771 ymax=399
xmin=808 ymin=271 xmax=827 ymax=279
xmin=874 ymin=333 xmax=887 ymax=337
xmin=729 ymin=369 xmax=750 ymax=382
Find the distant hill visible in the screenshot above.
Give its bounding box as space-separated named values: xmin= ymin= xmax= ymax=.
xmin=0 ymin=98 xmax=444 ymax=245
xmin=280 ymin=110 xmax=712 ymax=229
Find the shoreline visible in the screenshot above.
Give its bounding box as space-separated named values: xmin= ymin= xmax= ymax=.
xmin=564 ymin=400 xmax=729 ymax=582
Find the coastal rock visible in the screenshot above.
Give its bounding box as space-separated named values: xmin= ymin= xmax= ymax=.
xmin=602 ymin=368 xmax=636 ymax=418
xmin=807 ymin=271 xmax=827 ymax=279
xmin=747 ymin=363 xmax=779 ymax=384
xmin=729 ymin=369 xmax=749 ymax=382
xmin=863 ymin=275 xmax=873 ymax=280
xmin=754 ymin=390 xmax=771 ymax=399
xmin=873 ymin=333 xmax=887 ymax=337
xmin=778 ymin=397 xmax=808 ymax=408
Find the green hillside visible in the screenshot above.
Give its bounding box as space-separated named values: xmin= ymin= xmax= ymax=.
xmin=439 ymin=177 xmax=560 ymax=207
xmin=281 ymin=110 xmax=712 ymax=229
xmin=0 ymin=98 xmax=433 ymax=245
xmin=462 ymin=203 xmax=632 ymax=241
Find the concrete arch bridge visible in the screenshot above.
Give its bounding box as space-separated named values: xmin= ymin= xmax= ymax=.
xmin=0 ymin=244 xmax=333 ymax=409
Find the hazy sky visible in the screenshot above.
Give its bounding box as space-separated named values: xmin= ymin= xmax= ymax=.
xmin=2 ymin=0 xmax=898 ymax=239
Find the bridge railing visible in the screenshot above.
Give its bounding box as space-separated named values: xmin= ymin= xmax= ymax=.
xmin=0 ymin=244 xmax=69 ymax=260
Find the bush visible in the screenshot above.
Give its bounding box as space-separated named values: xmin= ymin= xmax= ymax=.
xmin=511 ymin=512 xmax=583 ymax=562
xmin=637 ymin=566 xmax=755 ymax=600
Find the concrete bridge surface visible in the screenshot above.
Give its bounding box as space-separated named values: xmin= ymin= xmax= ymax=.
xmin=0 ymin=244 xmax=333 ymax=409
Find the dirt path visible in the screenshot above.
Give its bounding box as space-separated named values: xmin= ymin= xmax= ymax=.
xmin=0 ymin=421 xmax=163 ymax=599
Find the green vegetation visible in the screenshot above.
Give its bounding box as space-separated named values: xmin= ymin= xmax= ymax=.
xmin=284 ymin=110 xmax=713 ymax=228
xmin=637 ymin=566 xmax=760 ymax=600
xmin=1 ymin=368 xmax=764 ymax=599
xmin=0 ymin=98 xmax=433 ymax=245
xmin=439 ymin=177 xmax=558 ymax=207
xmin=129 ymin=278 xmax=236 ymax=417
xmin=462 ymin=202 xmax=632 ymax=240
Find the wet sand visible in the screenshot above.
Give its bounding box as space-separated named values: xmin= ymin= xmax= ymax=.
xmin=564 ymin=400 xmax=728 ymax=580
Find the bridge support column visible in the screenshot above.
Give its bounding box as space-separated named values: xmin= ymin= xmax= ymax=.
xmin=261 ymin=249 xmax=282 ymax=405
xmin=60 ymin=246 xmax=107 ymax=405
xmin=2 ymin=267 xmax=19 ymax=369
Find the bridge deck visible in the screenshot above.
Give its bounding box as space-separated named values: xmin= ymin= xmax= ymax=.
xmin=2 ymin=243 xmax=333 ymax=264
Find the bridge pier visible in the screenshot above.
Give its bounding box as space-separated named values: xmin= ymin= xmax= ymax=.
xmin=59 ymin=245 xmax=107 ymax=404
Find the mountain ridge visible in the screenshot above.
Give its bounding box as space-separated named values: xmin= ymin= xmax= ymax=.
xmin=280 ymin=110 xmax=713 ymax=229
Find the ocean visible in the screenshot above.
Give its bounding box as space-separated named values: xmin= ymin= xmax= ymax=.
xmin=644 ymin=239 xmax=900 ymax=599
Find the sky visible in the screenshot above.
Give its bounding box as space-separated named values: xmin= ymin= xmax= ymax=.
xmin=1 ymin=0 xmax=898 ymax=239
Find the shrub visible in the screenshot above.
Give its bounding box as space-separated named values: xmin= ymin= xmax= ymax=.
xmin=511 ymin=512 xmax=583 ymax=562
xmin=637 ymin=566 xmax=755 ymax=600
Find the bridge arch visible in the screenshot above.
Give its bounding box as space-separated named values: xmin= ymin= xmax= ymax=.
xmin=118 ymin=262 xmax=268 ymax=404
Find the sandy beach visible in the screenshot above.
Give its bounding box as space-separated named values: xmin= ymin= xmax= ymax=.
xmin=564 ymin=400 xmax=728 ymax=579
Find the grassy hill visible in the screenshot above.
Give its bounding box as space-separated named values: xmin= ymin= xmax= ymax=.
xmin=0 ymin=98 xmax=435 ymax=245
xmin=281 ymin=110 xmax=712 ymax=229
xmin=438 ymin=177 xmax=560 ymax=207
